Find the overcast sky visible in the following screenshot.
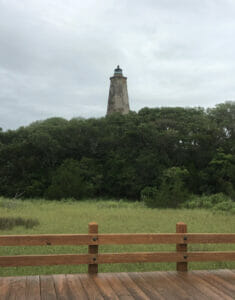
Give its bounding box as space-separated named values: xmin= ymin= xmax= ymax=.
xmin=1 ymin=0 xmax=235 ymax=130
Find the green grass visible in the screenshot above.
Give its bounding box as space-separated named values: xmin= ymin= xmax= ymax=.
xmin=0 ymin=197 xmax=235 ymax=276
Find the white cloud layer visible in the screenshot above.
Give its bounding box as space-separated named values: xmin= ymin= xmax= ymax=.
xmin=0 ymin=0 xmax=235 ymax=129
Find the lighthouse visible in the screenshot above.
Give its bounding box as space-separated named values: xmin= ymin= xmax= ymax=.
xmin=106 ymin=66 xmax=130 ymax=115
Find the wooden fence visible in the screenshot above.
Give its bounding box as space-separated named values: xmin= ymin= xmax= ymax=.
xmin=0 ymin=222 xmax=235 ymax=274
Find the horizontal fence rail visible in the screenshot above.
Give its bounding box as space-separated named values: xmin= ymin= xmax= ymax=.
xmin=0 ymin=233 xmax=235 ymax=246
xmin=1 ymin=252 xmax=235 ymax=268
xmin=0 ymin=222 xmax=235 ymax=273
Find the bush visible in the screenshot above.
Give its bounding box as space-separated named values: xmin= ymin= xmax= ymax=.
xmin=213 ymin=201 xmax=235 ymax=214
xmin=181 ymin=193 xmax=235 ymax=213
xmin=141 ymin=187 xmax=160 ymax=208
xmin=141 ymin=167 xmax=190 ymax=208
xmin=0 ymin=217 xmax=39 ymax=230
xmin=45 ymin=159 xmax=94 ymax=200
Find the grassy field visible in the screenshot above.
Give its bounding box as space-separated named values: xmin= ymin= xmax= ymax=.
xmin=0 ymin=197 xmax=235 ymax=276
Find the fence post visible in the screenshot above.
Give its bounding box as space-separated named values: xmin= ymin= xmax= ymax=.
xmin=176 ymin=222 xmax=187 ymax=272
xmin=88 ymin=222 xmax=98 ymax=274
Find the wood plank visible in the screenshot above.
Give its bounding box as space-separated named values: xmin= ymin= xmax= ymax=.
xmin=0 ymin=252 xmax=186 ymax=267
xmin=98 ymin=234 xmax=185 ymax=244
xmin=186 ymin=233 xmax=235 ymax=244
xmin=97 ymin=252 xmax=185 ymax=264
xmin=187 ymin=251 xmax=235 ymax=261
xmin=116 ymin=272 xmax=150 ymax=300
xmin=8 ymin=276 xmax=26 ymax=300
xmin=92 ymin=274 xmax=119 ymax=300
xmin=209 ymin=269 xmax=235 ymax=285
xmin=1 ymin=251 xmax=234 ymax=268
xmin=1 ymin=233 xmax=235 ymax=247
xmin=128 ymin=272 xmax=164 ymax=299
xmin=194 ymin=270 xmax=235 ymax=298
xmin=138 ymin=272 xmax=185 ymax=300
xmin=166 ymin=271 xmax=209 ymax=300
xmin=151 ymin=271 xmax=193 ymax=299
xmin=25 ymin=276 xmax=40 ymax=300
xmin=99 ymin=233 xmax=235 ymax=244
xmin=0 ymin=233 xmax=185 ymax=246
xmin=78 ymin=274 xmax=104 ymax=300
xmin=66 ymin=274 xmax=89 ymax=300
xmin=0 ymin=254 xmax=93 ymax=267
xmin=0 ymin=277 xmax=13 ymax=300
xmin=102 ymin=273 xmax=135 ymax=300
xmin=0 ymin=234 xmax=96 ymax=246
xmin=178 ymin=271 xmax=233 ymax=300
xmin=53 ymin=274 xmax=76 ymax=300
xmin=40 ymin=275 xmax=57 ymax=300
xmin=1 ymin=271 xmax=235 ymax=299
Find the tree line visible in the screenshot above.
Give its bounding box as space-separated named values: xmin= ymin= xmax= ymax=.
xmin=0 ymin=101 xmax=234 ymax=207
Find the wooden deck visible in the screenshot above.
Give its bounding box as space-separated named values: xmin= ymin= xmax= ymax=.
xmin=0 ymin=269 xmax=235 ymax=299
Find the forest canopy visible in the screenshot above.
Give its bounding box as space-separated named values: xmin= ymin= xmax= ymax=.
xmin=0 ymin=101 xmax=234 ymax=207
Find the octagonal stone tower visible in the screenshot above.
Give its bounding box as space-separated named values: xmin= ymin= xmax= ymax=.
xmin=106 ymin=66 xmax=130 ymax=115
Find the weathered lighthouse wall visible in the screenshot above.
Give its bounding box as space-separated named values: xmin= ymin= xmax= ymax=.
xmin=106 ymin=67 xmax=130 ymax=115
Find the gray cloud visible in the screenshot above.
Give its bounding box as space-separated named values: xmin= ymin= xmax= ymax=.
xmin=0 ymin=0 xmax=235 ymax=130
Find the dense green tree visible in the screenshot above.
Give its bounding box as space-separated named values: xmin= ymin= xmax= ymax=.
xmin=45 ymin=159 xmax=94 ymax=200
xmin=0 ymin=102 xmax=234 ymax=204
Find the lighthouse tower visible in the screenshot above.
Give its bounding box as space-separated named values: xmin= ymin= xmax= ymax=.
xmin=106 ymin=66 xmax=130 ymax=115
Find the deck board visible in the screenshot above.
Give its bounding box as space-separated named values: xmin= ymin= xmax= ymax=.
xmin=0 ymin=270 xmax=234 ymax=299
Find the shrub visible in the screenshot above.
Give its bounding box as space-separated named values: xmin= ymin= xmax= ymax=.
xmin=45 ymin=159 xmax=94 ymax=200
xmin=141 ymin=167 xmax=190 ymax=208
xmin=213 ymin=201 xmax=235 ymax=214
xmin=0 ymin=217 xmax=39 ymax=230
xmin=141 ymin=187 xmax=160 ymax=208
xmin=181 ymin=193 xmax=235 ymax=213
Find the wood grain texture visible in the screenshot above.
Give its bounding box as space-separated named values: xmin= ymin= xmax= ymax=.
xmin=177 ymin=271 xmax=233 ymax=300
xmin=150 ymin=271 xmax=191 ymax=299
xmin=92 ymin=274 xmax=119 ymax=300
xmin=176 ymin=222 xmax=187 ymax=272
xmin=40 ymin=275 xmax=57 ymax=300
xmin=186 ymin=233 xmax=235 ymax=244
xmin=182 ymin=271 xmax=233 ymax=300
xmin=78 ymin=274 xmax=104 ymax=300
xmin=209 ymin=269 xmax=235 ymax=285
xmin=0 ymin=277 xmax=14 ymax=300
xmin=88 ymin=222 xmax=98 ymax=274
xmin=7 ymin=276 xmax=26 ymax=299
xmin=102 ymin=273 xmax=135 ymax=300
xmin=1 ymin=251 xmax=234 ymax=268
xmin=0 ymin=254 xmax=93 ymax=267
xmin=127 ymin=272 xmax=165 ymax=299
xmin=187 ymin=252 xmax=235 ymax=261
xmin=1 ymin=233 xmax=235 ymax=246
xmin=25 ymin=276 xmax=40 ymax=300
xmin=97 ymin=252 xmax=186 ymax=264
xmin=138 ymin=272 xmax=184 ymax=300
xmin=0 ymin=270 xmax=234 ymax=299
xmin=0 ymin=234 xmax=96 ymax=246
xmin=98 ymin=233 xmax=185 ymax=244
xmin=66 ymin=274 xmax=89 ymax=300
xmin=194 ymin=270 xmax=235 ymax=298
xmin=166 ymin=271 xmax=209 ymax=300
xmin=116 ymin=272 xmax=149 ymax=300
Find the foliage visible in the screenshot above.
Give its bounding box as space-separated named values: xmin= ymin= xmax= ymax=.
xmin=0 ymin=217 xmax=39 ymax=230
xmin=0 ymin=102 xmax=234 ymax=205
xmin=45 ymin=159 xmax=94 ymax=200
xmin=141 ymin=167 xmax=190 ymax=208
xmin=181 ymin=193 xmax=235 ymax=214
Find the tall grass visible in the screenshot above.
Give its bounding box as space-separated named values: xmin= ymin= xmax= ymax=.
xmin=0 ymin=197 xmax=235 ymax=276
